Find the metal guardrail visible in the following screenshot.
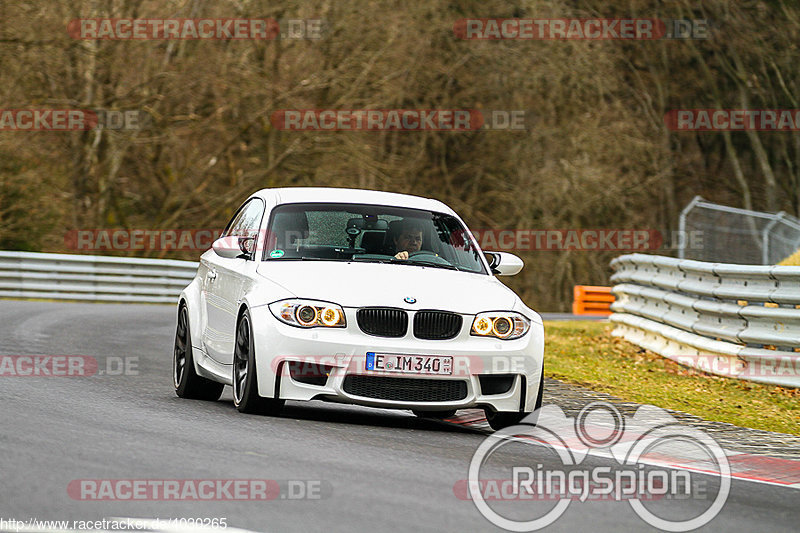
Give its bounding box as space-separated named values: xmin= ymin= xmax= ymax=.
xmin=610 ymin=253 xmax=800 ymax=388
xmin=0 ymin=251 xmax=198 ymax=304
xmin=3 ymin=250 xmax=798 ymax=386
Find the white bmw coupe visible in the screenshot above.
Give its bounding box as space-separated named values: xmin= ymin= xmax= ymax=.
xmin=173 ymin=187 xmax=544 ymax=429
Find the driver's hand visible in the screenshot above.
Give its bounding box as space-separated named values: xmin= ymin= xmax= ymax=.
xmin=394 ymin=251 xmax=409 ymax=260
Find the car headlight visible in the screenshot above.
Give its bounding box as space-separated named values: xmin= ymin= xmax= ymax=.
xmin=269 ymin=300 xmax=346 ymax=328
xmin=470 ymin=312 xmax=529 ymax=340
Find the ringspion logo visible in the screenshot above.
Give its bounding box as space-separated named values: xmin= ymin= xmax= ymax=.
xmin=465 ymin=402 xmax=730 ymax=531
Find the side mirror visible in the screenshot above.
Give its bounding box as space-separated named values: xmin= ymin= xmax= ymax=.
xmin=212 ymin=236 xmax=255 ymax=260
xmin=485 ymin=251 xmax=524 ymax=276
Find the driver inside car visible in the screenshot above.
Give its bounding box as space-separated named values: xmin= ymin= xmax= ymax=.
xmin=392 ymin=220 xmax=424 ymax=260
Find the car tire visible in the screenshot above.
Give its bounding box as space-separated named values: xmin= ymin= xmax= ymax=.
xmin=174 ymin=303 xmax=224 ymax=401
xmin=232 ymin=309 xmax=284 ymax=416
xmin=485 ymin=370 xmax=544 ymax=431
xmin=412 ymin=409 xmax=457 ymax=420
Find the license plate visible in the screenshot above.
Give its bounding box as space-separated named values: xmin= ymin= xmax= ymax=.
xmin=365 ymin=352 xmax=452 ymax=375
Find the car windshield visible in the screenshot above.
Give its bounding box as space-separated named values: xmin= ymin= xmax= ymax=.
xmin=262 ymin=202 xmax=487 ymax=274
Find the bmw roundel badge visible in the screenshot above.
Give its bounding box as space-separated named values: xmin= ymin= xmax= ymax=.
xmin=404 ymin=297 xmax=416 ymax=304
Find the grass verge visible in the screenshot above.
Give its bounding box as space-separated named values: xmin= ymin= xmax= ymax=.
xmin=778 ymin=249 xmax=800 ymax=265
xmin=544 ymin=321 xmax=800 ymax=435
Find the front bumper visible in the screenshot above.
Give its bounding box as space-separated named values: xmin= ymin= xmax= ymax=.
xmin=249 ymin=305 xmax=544 ymax=413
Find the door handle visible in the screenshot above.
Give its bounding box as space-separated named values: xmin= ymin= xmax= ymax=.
xmin=207 ymin=271 xmax=217 ymax=282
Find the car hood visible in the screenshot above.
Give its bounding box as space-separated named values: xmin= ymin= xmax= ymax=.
xmin=254 ymin=260 xmax=520 ymax=315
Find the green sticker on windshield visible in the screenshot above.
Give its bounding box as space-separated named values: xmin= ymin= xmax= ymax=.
xmin=269 ymin=249 xmax=285 ymax=258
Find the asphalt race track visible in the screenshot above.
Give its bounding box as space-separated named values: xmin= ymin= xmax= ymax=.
xmin=0 ymin=300 xmax=797 ymax=532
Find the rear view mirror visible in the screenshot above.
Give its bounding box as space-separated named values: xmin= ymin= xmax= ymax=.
xmin=212 ymin=236 xmax=255 ymax=259
xmin=346 ymin=217 xmax=389 ymax=245
xmin=346 ymin=217 xmax=389 ymax=232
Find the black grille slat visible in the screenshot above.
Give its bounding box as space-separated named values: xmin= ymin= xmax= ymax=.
xmin=342 ymin=375 xmax=467 ymax=402
xmin=357 ymin=308 xmax=408 ymax=337
xmin=413 ymin=311 xmax=462 ymax=340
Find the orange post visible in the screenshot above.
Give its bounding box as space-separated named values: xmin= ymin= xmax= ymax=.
xmin=572 ymin=285 xmax=614 ymax=316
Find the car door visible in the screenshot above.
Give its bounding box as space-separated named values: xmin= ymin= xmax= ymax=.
xmin=202 ymin=198 xmax=266 ymax=365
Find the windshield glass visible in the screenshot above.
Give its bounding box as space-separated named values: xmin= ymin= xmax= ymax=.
xmin=262 ymin=202 xmax=487 ymax=274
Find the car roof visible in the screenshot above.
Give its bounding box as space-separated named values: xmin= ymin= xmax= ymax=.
xmin=250 ymin=187 xmax=454 ymax=214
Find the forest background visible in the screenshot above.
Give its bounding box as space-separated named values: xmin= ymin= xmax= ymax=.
xmin=1 ymin=0 xmax=796 ymax=310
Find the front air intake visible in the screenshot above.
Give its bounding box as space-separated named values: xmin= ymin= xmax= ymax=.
xmin=478 ymin=374 xmax=516 ymax=395
xmin=287 ymin=361 xmax=332 ymax=387
xmin=342 ymin=375 xmax=468 ymax=402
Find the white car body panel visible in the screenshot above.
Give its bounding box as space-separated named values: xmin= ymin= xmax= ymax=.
xmin=253 ymin=262 xmax=524 ymax=315
xmin=179 ymin=187 xmax=545 ymax=414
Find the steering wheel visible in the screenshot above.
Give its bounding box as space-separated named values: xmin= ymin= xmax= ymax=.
xmin=407 ymin=250 xmax=436 ymax=259
xmin=405 ymin=251 xmax=454 ymax=267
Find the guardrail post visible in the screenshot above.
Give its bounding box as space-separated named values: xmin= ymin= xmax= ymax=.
xmin=678 ymin=195 xmax=703 ymax=260
xmin=762 ymin=212 xmax=786 ymax=265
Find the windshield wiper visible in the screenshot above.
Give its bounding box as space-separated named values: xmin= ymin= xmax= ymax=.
xmin=401 ymin=259 xmax=460 ymax=271
xmin=289 ymin=256 xmax=462 ymax=271
xmin=271 ymin=257 xmax=350 ymax=262
xmin=351 ymin=257 xmax=390 ymax=263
